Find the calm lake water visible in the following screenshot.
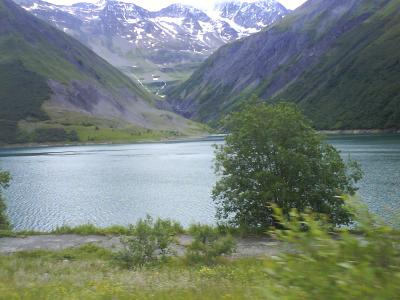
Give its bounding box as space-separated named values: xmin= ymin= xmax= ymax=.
xmin=0 ymin=134 xmax=399 ymax=231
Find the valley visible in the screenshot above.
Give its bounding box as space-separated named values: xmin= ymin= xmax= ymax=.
xmin=1 ymin=0 xmax=397 ymax=143
xmin=1 ymin=1 xmax=400 ymax=298
xmin=16 ymin=0 xmax=289 ymax=93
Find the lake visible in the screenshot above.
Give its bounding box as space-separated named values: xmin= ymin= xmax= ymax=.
xmin=0 ymin=134 xmax=399 ymax=231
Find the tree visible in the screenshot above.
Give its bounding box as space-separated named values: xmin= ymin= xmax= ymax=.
xmin=0 ymin=169 xmax=11 ymax=230
xmin=212 ymin=102 xmax=362 ymax=230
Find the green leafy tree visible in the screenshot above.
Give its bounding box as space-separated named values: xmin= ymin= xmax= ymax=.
xmin=0 ymin=169 xmax=11 ymax=230
xmin=213 ymin=102 xmax=362 ymax=230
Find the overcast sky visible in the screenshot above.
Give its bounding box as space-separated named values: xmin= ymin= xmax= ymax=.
xmin=45 ymin=0 xmax=307 ymax=10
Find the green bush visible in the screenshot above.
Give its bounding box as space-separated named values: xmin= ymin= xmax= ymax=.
xmin=115 ymin=216 xmax=182 ymax=269
xmin=185 ymin=224 xmax=236 ymax=265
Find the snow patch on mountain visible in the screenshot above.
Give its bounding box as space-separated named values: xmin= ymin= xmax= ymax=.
xmin=15 ymin=0 xmax=290 ymax=90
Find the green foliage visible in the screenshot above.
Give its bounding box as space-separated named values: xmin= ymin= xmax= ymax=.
xmin=115 ymin=216 xmax=182 ymax=269
xmin=52 ymin=224 xmax=132 ymax=236
xmin=0 ymin=169 xmax=11 ymax=230
xmin=30 ymin=128 xmax=79 ymax=143
xmin=185 ymin=224 xmax=236 ymax=265
xmin=213 ymin=102 xmax=362 ymax=230
xmin=266 ymin=197 xmax=400 ymax=299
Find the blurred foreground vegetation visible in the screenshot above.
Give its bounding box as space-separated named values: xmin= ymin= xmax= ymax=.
xmin=0 ymin=198 xmax=399 ymax=300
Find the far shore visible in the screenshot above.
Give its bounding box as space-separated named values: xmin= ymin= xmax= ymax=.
xmin=0 ymin=134 xmax=222 ymax=150
xmin=320 ymin=129 xmax=400 ymax=135
xmin=0 ymin=130 xmax=399 ymax=149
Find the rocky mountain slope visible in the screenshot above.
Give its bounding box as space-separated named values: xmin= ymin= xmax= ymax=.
xmin=0 ymin=0 xmax=203 ymax=144
xmin=14 ymin=0 xmax=289 ymax=93
xmin=168 ymin=0 xmax=400 ymax=130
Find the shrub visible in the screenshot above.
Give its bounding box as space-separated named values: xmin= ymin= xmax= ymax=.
xmin=115 ymin=216 xmax=182 ymax=269
xmin=185 ymin=224 xmax=236 ymax=265
xmin=0 ymin=169 xmax=11 ymax=230
xmin=213 ymin=101 xmax=362 ymax=230
xmin=32 ymin=128 xmax=79 ymax=143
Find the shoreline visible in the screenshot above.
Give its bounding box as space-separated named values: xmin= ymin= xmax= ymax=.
xmin=0 ymin=130 xmax=399 ymax=149
xmin=0 ymin=134 xmax=222 ymax=150
xmin=319 ymin=129 xmax=400 ymax=135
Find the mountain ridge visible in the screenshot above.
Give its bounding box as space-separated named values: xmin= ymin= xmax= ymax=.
xmin=167 ymin=0 xmax=400 ymax=130
xmin=14 ymin=0 xmax=289 ymax=93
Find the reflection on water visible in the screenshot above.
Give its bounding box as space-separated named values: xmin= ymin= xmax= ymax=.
xmin=0 ymin=134 xmax=399 ymax=231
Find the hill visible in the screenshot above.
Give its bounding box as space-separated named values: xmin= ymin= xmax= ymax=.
xmin=168 ymin=0 xmax=400 ymax=130
xmin=0 ymin=0 xmax=203 ymax=144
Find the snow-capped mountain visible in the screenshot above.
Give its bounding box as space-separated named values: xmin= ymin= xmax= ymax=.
xmin=15 ymin=0 xmax=289 ymax=91
xmin=214 ymin=0 xmax=287 ymax=31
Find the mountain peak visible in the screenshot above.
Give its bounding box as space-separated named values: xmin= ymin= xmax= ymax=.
xmin=157 ymin=3 xmax=206 ymax=17
xmin=212 ymin=0 xmax=288 ymax=30
xmin=214 ymin=0 xmax=281 ymax=9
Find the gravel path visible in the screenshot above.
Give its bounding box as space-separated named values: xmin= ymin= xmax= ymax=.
xmin=0 ymin=234 xmax=282 ymax=257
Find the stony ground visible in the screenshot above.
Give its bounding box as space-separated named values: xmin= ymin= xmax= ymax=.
xmin=0 ymin=234 xmax=282 ymax=257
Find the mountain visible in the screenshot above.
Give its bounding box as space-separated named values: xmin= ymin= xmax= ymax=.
xmin=214 ymin=0 xmax=287 ymax=30
xmin=0 ymin=0 xmax=203 ymax=144
xmin=14 ymin=0 xmax=289 ymax=94
xmin=168 ymin=0 xmax=400 ymax=130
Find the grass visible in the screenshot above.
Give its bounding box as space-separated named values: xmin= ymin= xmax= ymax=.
xmin=51 ymin=224 xmax=133 ymax=236
xmin=0 ymin=247 xmax=267 ymax=299
xmin=0 ymin=234 xmax=398 ymax=299
xmin=16 ymin=122 xmax=193 ymax=145
xmin=0 ymin=201 xmax=399 ymax=299
xmin=0 ymin=223 xmax=246 ymax=239
xmin=12 ymin=103 xmax=208 ymax=145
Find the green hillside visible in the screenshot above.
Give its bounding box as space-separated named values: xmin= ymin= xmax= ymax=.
xmin=276 ymin=1 xmax=400 ymax=129
xmin=0 ymin=0 xmax=205 ymax=144
xmin=0 ymin=61 xmax=50 ymax=142
xmin=168 ymin=0 xmax=400 ymax=130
